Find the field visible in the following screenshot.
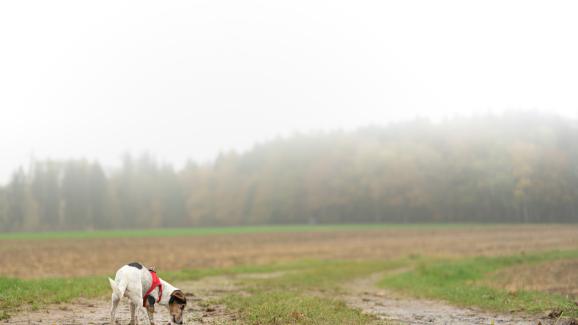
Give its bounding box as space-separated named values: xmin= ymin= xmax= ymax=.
xmin=2 ymin=224 xmax=578 ymax=324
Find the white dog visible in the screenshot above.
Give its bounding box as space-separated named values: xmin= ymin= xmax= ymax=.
xmin=108 ymin=262 xmax=187 ymax=325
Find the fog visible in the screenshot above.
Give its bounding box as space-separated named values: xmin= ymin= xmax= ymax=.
xmin=1 ymin=0 xmax=578 ymax=182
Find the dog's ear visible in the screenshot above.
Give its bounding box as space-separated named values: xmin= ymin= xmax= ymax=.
xmin=170 ymin=290 xmax=187 ymax=304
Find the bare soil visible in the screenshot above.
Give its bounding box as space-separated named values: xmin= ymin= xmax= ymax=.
xmin=2 ymin=225 xmax=578 ymax=278
xmin=485 ymin=259 xmax=578 ymax=298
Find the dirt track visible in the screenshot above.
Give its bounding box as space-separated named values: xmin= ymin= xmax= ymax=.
xmin=342 ymin=272 xmax=555 ymax=325
xmin=4 ymin=275 xmax=241 ymax=325
xmin=5 ymin=271 xmax=563 ymax=325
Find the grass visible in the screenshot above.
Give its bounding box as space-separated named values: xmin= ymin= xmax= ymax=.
xmin=379 ymin=250 xmax=578 ymax=317
xmin=220 ymin=260 xmax=403 ymax=324
xmin=0 ymin=276 xmax=109 ymax=319
xmin=245 ymin=260 xmax=404 ymax=292
xmin=0 ymin=223 xmax=495 ymax=240
xmin=223 ymin=292 xmax=377 ymax=324
xmin=165 ymin=259 xmax=349 ymax=282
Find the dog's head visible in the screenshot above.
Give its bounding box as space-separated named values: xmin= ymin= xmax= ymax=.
xmin=168 ymin=290 xmax=187 ymax=324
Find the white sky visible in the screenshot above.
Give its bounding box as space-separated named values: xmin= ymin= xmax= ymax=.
xmin=1 ymin=1 xmax=577 ymax=181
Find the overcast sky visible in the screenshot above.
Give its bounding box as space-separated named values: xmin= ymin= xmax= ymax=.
xmin=1 ymin=0 xmax=577 ymax=181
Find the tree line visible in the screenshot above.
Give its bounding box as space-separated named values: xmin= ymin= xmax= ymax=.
xmin=1 ymin=112 xmax=577 ymax=231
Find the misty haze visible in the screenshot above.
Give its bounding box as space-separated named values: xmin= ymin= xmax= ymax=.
xmin=1 ymin=1 xmax=578 ymax=324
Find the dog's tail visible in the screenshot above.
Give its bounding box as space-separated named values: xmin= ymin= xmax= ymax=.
xmin=108 ymin=277 xmax=127 ymax=299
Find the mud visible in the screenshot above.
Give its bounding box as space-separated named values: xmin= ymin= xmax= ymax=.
xmin=342 ymin=272 xmax=556 ymax=325
xmin=3 ymin=275 xmax=245 ymax=325
xmin=4 ymin=269 xmax=575 ymax=324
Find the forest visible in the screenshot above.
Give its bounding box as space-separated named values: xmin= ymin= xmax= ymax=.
xmin=1 ymin=112 xmax=577 ymax=231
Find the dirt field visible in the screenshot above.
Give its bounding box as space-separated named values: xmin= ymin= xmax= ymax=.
xmin=2 ymin=225 xmax=578 ymax=278
xmin=486 ymin=258 xmax=578 ymax=299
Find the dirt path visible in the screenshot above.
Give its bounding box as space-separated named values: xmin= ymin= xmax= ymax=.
xmin=4 ymin=275 xmax=246 ymax=325
xmin=341 ymin=272 xmax=559 ymax=325
xmin=5 ymin=271 xmax=572 ymax=325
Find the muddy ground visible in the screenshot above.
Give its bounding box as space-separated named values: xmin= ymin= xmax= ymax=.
xmin=2 ymin=225 xmax=578 ymax=278
xmin=4 ymin=274 xmax=243 ymax=325
xmin=342 ymin=272 xmax=561 ymax=325
xmin=5 ymin=271 xmax=567 ymax=325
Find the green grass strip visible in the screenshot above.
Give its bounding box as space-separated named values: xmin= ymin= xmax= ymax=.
xmin=0 ymin=276 xmax=108 ymax=320
xmin=0 ymin=223 xmax=499 ymax=240
xmin=222 ymin=292 xmax=377 ymax=324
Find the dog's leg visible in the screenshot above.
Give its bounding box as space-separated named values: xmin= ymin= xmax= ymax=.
xmin=145 ymin=305 xmax=155 ymax=325
xmin=143 ymin=295 xmax=156 ymax=325
xmin=129 ymin=302 xmax=139 ymax=325
xmin=110 ymin=293 xmax=120 ymax=324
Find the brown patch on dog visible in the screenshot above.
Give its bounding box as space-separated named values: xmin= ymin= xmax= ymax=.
xmin=171 ymin=290 xmax=187 ymax=303
xmin=169 ymin=290 xmax=187 ymax=324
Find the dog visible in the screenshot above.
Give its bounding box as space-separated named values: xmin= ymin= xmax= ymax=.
xmin=108 ymin=262 xmax=187 ymax=325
